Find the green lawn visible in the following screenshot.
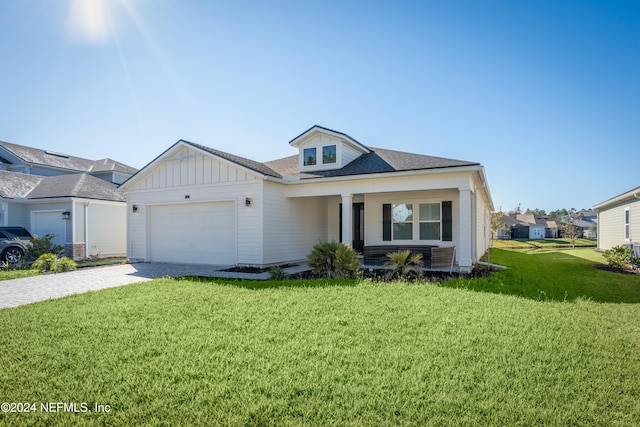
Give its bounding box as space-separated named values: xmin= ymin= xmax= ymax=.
xmin=0 ymin=269 xmax=40 ymax=281
xmin=491 ymin=238 xmax=596 ymax=249
xmin=454 ymin=248 xmax=640 ymax=303
xmin=0 ymin=251 xmax=639 ymax=425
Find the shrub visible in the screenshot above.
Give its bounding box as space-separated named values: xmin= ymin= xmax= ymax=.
xmin=385 ymin=250 xmax=424 ymax=280
xmin=603 ymin=245 xmax=634 ymax=270
xmin=32 ymin=254 xmax=58 ymax=272
xmin=31 ymin=254 xmax=78 ymax=273
xmin=25 ymin=234 xmax=65 ymax=263
xmin=269 ymin=266 xmax=288 ymax=280
xmin=307 ymin=241 xmax=360 ymax=278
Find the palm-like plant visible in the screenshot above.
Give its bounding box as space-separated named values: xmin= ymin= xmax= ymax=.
xmin=385 ymin=250 xmax=424 ymax=280
xmin=307 ymin=241 xmax=360 ymax=278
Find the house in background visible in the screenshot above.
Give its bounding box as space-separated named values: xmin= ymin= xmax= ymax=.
xmin=575 ymin=209 xmax=598 ymax=238
xmin=119 ymin=126 xmax=494 ymax=273
xmin=593 ymin=186 xmax=640 ymax=254
xmin=0 ymin=140 xmax=137 ymax=259
xmin=497 ymin=213 xmax=549 ymax=239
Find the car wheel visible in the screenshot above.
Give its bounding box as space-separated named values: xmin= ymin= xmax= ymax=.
xmin=2 ymin=247 xmax=24 ymax=264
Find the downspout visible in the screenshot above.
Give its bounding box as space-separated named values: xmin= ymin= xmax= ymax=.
xmin=84 ymin=202 xmax=91 ymax=259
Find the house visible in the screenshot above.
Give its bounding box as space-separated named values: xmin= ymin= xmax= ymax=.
xmin=119 ymin=126 xmax=494 ymax=273
xmin=593 ymin=186 xmax=640 ymax=254
xmin=498 ymin=213 xmax=547 ymax=239
xmin=0 ymin=140 xmax=137 ymax=259
xmin=575 ymin=209 xmax=597 ymax=238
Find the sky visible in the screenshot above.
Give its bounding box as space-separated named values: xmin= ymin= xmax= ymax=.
xmin=1 ymin=0 xmax=638 ymax=213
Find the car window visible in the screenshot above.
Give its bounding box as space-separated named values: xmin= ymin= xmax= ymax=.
xmin=0 ymin=231 xmax=7 ymax=239
xmin=2 ymin=228 xmax=31 ymax=237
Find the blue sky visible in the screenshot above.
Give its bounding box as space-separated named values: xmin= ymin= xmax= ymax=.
xmin=1 ymin=0 xmax=638 ymax=212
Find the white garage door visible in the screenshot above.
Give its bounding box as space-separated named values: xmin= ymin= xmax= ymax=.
xmin=32 ymin=211 xmax=67 ymax=246
xmin=149 ymin=202 xmax=236 ymax=265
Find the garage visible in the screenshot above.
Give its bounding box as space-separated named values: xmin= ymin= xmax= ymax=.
xmin=149 ymin=202 xmax=236 ymax=265
xmin=32 ymin=211 xmax=67 ymax=246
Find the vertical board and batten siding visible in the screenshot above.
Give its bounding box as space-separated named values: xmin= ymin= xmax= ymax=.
xmin=598 ymin=199 xmax=640 ymax=250
xmin=262 ymin=181 xmax=328 ymax=265
xmin=125 ymin=145 xmax=263 ymax=265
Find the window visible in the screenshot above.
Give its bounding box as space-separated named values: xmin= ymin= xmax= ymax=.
xmin=323 ymin=145 xmax=337 ymax=164
xmin=392 ymin=204 xmax=413 ymax=240
xmin=303 ymin=148 xmax=316 ymax=166
xmin=419 ymin=203 xmax=440 ymax=240
xmin=625 ymin=208 xmax=630 ymax=240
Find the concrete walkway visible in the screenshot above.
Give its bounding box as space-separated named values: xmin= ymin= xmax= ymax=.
xmin=0 ymin=262 xmax=312 ymax=309
xmin=0 ymin=263 xmax=231 ymax=309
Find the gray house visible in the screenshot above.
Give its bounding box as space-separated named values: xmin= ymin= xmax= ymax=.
xmin=0 ymin=140 xmax=137 ymax=259
xmin=594 ymin=186 xmax=640 ymax=255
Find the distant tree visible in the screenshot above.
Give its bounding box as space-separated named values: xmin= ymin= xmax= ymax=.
xmin=527 ymin=208 xmax=547 ymax=218
xmin=559 ymin=208 xmax=583 ymax=248
xmin=549 ymin=209 xmax=569 ymax=221
xmin=488 ymin=209 xmax=507 ymax=269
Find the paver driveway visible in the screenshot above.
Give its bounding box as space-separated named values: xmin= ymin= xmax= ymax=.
xmin=0 ymin=263 xmax=229 ymax=309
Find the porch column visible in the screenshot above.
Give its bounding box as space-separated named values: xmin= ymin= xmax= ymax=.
xmin=458 ymin=188 xmax=473 ymax=273
xmin=341 ymin=193 xmax=352 ymax=247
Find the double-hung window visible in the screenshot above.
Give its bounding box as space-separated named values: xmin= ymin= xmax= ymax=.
xmin=419 ymin=203 xmax=441 ymax=240
xmin=625 ymin=207 xmax=630 ymax=240
xmin=392 ymin=204 xmax=413 ymax=240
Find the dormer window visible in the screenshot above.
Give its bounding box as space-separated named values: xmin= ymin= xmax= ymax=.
xmin=323 ymin=145 xmax=336 ymax=164
xmin=303 ymin=148 xmax=317 ymax=166
xmin=290 ymin=126 xmax=371 ymax=172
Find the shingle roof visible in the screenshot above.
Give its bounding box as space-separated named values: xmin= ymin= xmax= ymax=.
xmin=0 ymin=140 xmax=137 ymax=175
xmin=263 ymin=147 xmax=478 ymax=179
xmin=0 ymin=171 xmax=124 ymax=202
xmin=184 ymin=140 xmax=283 ymax=178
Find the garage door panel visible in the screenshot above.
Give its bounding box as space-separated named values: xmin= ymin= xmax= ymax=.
xmin=149 ymin=202 xmax=236 ymax=264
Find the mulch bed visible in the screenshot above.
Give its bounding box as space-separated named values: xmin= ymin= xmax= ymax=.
xmin=594 ymin=264 xmax=640 ymax=275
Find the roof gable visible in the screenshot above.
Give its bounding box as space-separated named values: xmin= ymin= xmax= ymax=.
xmin=0 ymin=140 xmax=137 ymax=176
xmin=0 ymin=170 xmax=123 ymax=201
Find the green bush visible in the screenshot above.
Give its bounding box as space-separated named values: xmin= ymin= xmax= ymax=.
xmin=31 ymin=254 xmax=58 ymax=272
xmin=25 ymin=234 xmax=65 ymax=263
xmin=269 ymin=266 xmax=288 ymax=280
xmin=385 ymin=250 xmax=424 ymax=280
xmin=603 ymin=245 xmax=635 ymax=270
xmin=31 ymin=254 xmax=78 ymax=273
xmin=307 ymin=241 xmax=360 ymax=278
xmin=55 ymin=257 xmax=77 ymax=272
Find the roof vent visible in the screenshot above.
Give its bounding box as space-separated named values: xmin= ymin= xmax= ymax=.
xmin=44 ymin=150 xmax=70 ymax=159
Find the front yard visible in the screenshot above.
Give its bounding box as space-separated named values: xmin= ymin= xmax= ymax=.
xmin=0 ymin=249 xmax=639 ymax=425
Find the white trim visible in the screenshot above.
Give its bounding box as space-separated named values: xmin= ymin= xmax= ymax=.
xmin=625 ymin=207 xmax=631 ymax=241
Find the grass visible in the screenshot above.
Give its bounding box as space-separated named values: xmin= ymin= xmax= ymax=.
xmin=1 ymin=253 xmax=640 ymax=425
xmin=0 ymin=269 xmax=40 ymax=281
xmin=491 ymin=238 xmax=596 ymax=249
xmin=453 ymin=248 xmax=640 ymax=303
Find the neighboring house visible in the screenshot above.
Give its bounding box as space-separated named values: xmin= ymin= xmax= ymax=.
xmin=0 ymin=140 xmax=137 ymax=259
xmin=498 ymin=213 xmax=547 ymax=239
xmin=576 ymin=209 xmax=598 ymax=238
xmin=593 ymin=186 xmax=640 ymax=253
xmin=119 ymin=126 xmax=494 ymax=273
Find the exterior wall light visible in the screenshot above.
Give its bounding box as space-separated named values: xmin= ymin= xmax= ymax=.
xmin=245 ymin=198 xmax=252 ymax=207
xmin=62 ymin=211 xmax=71 ymax=220
xmin=132 ymin=205 xmax=139 ymax=213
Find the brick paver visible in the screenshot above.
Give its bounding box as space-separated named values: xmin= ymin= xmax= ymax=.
xmin=0 ymin=263 xmax=229 ymax=309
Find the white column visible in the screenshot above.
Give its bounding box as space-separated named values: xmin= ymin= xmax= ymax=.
xmin=458 ymin=188 xmax=473 ymax=273
xmin=341 ymin=194 xmax=352 ymax=247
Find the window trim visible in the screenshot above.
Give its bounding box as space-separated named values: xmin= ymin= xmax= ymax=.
xmin=625 ymin=207 xmax=630 ymax=241
xmin=384 ymin=200 xmax=451 ymax=242
xmin=322 ymin=145 xmax=337 ymax=164
xmin=419 ymin=202 xmax=441 ymax=240
xmin=303 ymin=147 xmax=317 ymax=166
xmin=391 ymin=203 xmax=414 ymax=240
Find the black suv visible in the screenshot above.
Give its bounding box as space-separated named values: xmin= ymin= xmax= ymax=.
xmin=0 ymin=227 xmax=33 ymax=265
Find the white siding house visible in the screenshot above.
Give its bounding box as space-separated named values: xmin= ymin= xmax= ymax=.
xmin=0 ymin=140 xmax=136 ymax=261
xmin=594 ymin=186 xmax=640 ymax=253
xmin=119 ymin=126 xmax=494 ymax=273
